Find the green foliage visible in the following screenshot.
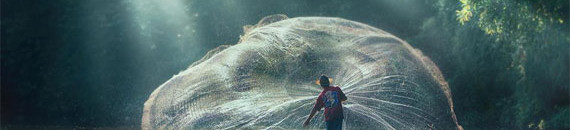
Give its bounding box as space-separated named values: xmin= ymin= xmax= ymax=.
xmin=455 ymin=0 xmax=567 ymax=39
xmin=412 ymin=0 xmax=569 ymax=129
xmin=456 ymin=0 xmax=473 ymax=25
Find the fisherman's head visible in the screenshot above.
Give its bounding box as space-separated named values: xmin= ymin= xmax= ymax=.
xmin=318 ymin=74 xmax=331 ymax=87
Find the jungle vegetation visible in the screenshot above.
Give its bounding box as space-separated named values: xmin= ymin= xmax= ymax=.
xmin=410 ymin=0 xmax=569 ymax=129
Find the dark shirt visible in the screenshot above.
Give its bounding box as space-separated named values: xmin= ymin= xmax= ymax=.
xmin=314 ymin=86 xmax=347 ymax=121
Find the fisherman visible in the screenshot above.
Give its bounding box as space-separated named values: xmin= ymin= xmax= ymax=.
xmin=303 ymin=75 xmax=347 ymax=130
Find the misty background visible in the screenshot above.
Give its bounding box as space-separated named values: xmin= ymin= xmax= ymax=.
xmin=2 ymin=0 xmax=568 ymax=129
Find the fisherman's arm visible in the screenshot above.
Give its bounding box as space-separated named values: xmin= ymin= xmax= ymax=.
xmin=303 ymin=97 xmax=323 ymax=127
xmin=340 ymin=88 xmax=348 ymax=102
xmin=303 ymin=105 xmax=319 ymax=127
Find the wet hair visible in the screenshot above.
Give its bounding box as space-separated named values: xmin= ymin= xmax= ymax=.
xmin=319 ymin=75 xmax=330 ymax=87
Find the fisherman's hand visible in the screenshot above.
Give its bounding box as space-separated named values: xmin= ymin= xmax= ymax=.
xmin=303 ymin=120 xmax=310 ymax=127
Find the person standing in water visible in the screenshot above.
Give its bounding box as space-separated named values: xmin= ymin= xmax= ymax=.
xmin=303 ymin=75 xmax=347 ymax=130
